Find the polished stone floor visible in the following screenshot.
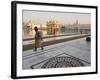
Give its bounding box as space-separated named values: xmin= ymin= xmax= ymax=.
xmin=22 ymin=38 xmax=90 ymax=69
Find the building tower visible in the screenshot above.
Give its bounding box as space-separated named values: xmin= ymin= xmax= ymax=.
xmin=23 ymin=20 xmax=33 ymax=37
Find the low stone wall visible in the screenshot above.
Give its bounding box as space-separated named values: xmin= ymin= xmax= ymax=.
xmin=23 ymin=33 xmax=79 ymax=41
xmin=23 ymin=34 xmax=89 ymax=50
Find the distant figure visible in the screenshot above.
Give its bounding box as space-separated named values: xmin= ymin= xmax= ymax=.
xmin=80 ymin=29 xmax=82 ymax=34
xmin=34 ymin=26 xmax=44 ymax=51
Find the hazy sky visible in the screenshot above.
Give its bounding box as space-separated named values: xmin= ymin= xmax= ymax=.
xmin=23 ymin=10 xmax=91 ymax=25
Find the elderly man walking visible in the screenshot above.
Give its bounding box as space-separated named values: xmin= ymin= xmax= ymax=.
xmin=34 ymin=26 xmax=44 ymax=51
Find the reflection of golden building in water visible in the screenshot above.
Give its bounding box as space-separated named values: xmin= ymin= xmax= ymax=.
xmin=46 ymin=20 xmax=59 ymax=35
